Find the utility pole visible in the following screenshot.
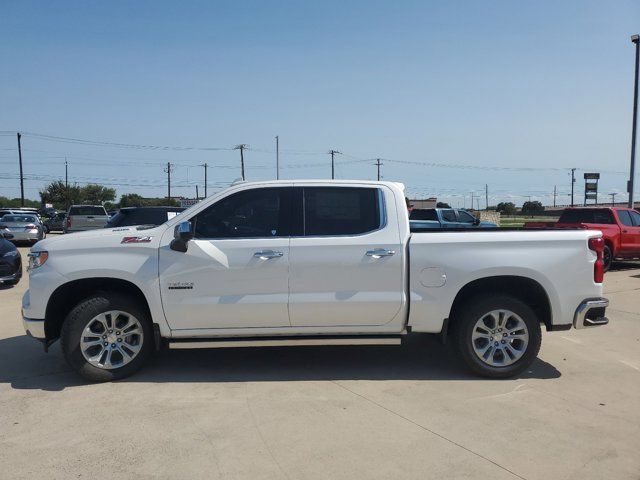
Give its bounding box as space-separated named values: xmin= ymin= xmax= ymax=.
xmin=234 ymin=144 xmax=247 ymax=180
xmin=275 ymin=136 xmax=280 ymax=180
xmin=164 ymin=162 xmax=173 ymax=200
xmin=570 ymin=168 xmax=576 ymax=207
xmin=17 ymin=132 xmax=24 ymax=207
xmin=485 ymin=184 xmax=489 ymax=210
xmin=65 ymin=157 xmax=68 ymax=188
xmin=629 ymin=35 xmax=639 ymax=207
xmin=610 ymin=192 xmax=618 ymax=206
xmin=329 ymin=150 xmax=340 ymax=179
xmin=553 ymin=185 xmax=557 ymax=207
xmin=375 ymin=158 xmax=383 ymax=181
xmin=202 ymin=163 xmax=208 ymax=197
xmin=196 ymin=185 xmax=199 ymax=200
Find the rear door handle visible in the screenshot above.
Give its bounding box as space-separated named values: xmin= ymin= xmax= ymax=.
xmin=254 ymin=250 xmax=284 ymax=260
xmin=366 ymin=248 xmax=396 ymax=258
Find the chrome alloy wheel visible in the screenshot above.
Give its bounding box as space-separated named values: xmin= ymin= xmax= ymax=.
xmin=471 ymin=309 xmax=529 ymax=367
xmin=80 ymin=310 xmax=144 ymax=370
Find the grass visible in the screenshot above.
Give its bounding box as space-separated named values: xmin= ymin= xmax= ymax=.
xmin=499 ymin=216 xmax=559 ymax=228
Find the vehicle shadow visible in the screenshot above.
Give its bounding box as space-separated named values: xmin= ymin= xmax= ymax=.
xmin=610 ymin=260 xmax=640 ymax=272
xmin=0 ymin=334 xmax=561 ymax=391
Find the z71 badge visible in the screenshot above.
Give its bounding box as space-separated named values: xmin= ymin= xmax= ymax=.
xmin=168 ymin=282 xmax=194 ymax=290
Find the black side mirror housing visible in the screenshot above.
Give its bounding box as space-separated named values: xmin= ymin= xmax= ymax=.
xmin=1 ymin=231 xmax=14 ymax=240
xmin=473 ymin=217 xmax=481 ymax=226
xmin=170 ymin=221 xmax=194 ymax=252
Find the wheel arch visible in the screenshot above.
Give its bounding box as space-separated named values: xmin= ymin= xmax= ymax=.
xmin=447 ymin=275 xmax=553 ymax=334
xmin=45 ymin=277 xmax=153 ymax=342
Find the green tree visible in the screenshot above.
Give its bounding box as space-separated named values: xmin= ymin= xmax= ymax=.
xmin=39 ymin=181 xmax=82 ymax=210
xmin=496 ymin=202 xmax=517 ymax=215
xmin=81 ymin=184 xmax=116 ymax=205
xmin=0 ymin=196 xmax=40 ymax=208
xmin=436 ymin=202 xmax=451 ymax=208
xmin=522 ymin=201 xmax=544 ymax=214
xmin=119 ymin=194 xmax=180 ymax=208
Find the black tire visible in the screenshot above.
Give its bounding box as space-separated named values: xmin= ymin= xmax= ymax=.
xmin=61 ymin=293 xmax=154 ymax=382
xmin=603 ymin=245 xmax=612 ymax=272
xmin=452 ymin=295 xmax=542 ymax=378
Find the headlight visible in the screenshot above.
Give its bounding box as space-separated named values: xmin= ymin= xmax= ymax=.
xmin=27 ymin=251 xmax=48 ymax=270
xmin=3 ymin=250 xmax=19 ymax=258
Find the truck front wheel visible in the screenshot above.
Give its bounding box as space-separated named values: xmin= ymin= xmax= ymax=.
xmin=60 ymin=293 xmax=154 ymax=382
xmin=453 ymin=295 xmax=542 ymax=378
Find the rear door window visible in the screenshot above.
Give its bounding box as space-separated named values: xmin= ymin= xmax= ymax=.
xmin=302 ymin=187 xmax=382 ymax=236
xmin=70 ymin=206 xmax=107 ymax=216
xmin=441 ymin=210 xmax=457 ymax=222
xmin=631 ymin=211 xmax=640 ymax=227
xmin=409 ymin=209 xmax=438 ymax=221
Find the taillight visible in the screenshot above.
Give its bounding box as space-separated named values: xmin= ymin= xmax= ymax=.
xmin=66 ymin=217 xmax=71 ymax=230
xmin=24 ymin=224 xmax=37 ymax=231
xmin=588 ymin=237 xmax=605 ymax=283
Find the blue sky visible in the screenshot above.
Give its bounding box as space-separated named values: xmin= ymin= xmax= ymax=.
xmin=1 ymin=0 xmax=639 ymax=206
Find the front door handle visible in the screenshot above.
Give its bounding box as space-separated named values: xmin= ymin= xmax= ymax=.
xmin=254 ymin=250 xmax=284 ymax=260
xmin=366 ymin=248 xmax=396 ymax=258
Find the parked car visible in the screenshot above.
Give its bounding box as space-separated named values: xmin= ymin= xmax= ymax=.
xmin=524 ymin=207 xmax=640 ymax=271
xmin=0 ymin=230 xmax=21 ymax=286
xmin=106 ymin=206 xmax=185 ymax=228
xmin=0 ymin=213 xmax=45 ymax=244
xmin=43 ymin=212 xmax=67 ymax=233
xmin=0 ymin=209 xmax=34 ymax=219
xmin=410 ymin=208 xmax=497 ymax=229
xmin=64 ymin=205 xmax=109 ymax=233
xmin=22 ymin=180 xmax=608 ymax=382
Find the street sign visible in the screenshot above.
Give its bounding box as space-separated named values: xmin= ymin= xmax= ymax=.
xmin=584 ymin=173 xmax=600 ymax=180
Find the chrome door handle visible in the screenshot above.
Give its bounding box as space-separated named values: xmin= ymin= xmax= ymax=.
xmin=366 ymin=248 xmax=395 ymax=258
xmin=254 ymin=250 xmax=284 ymax=260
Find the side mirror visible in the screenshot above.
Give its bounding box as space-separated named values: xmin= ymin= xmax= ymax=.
xmin=1 ymin=231 xmax=14 ymax=240
xmin=473 ymin=217 xmax=481 ymax=226
xmin=170 ymin=221 xmax=194 ymax=252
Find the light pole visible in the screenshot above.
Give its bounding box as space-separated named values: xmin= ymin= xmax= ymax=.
xmin=628 ymin=34 xmax=639 ymax=208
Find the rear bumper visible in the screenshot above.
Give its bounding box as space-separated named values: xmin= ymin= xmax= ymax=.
xmin=8 ymin=231 xmax=41 ymax=242
xmin=573 ymin=298 xmax=609 ymax=329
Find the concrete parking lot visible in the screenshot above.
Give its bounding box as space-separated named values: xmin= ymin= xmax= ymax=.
xmin=0 ymin=241 xmax=639 ymax=480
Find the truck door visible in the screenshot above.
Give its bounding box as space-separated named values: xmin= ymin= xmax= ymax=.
xmin=159 ymin=186 xmax=293 ymax=330
xmin=619 ymin=210 xmax=640 ymax=255
xmin=616 ymin=210 xmax=639 ymax=254
xmin=288 ymin=185 xmax=404 ymax=327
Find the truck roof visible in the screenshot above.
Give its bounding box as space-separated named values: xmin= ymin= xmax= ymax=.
xmin=229 ymin=179 xmax=405 ymax=188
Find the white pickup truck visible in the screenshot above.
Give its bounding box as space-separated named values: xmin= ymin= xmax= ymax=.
xmin=22 ymin=180 xmax=609 ymax=381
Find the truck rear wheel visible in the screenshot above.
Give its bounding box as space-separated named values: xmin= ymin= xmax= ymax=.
xmin=453 ymin=295 xmax=542 ymax=378
xmin=603 ymin=245 xmax=612 ymax=272
xmin=60 ymin=293 xmax=153 ymax=382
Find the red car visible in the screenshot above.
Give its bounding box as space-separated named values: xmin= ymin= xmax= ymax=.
xmin=525 ymin=207 xmax=640 ymax=271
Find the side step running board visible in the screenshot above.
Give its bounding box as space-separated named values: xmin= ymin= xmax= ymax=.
xmin=168 ymin=335 xmax=402 ymax=350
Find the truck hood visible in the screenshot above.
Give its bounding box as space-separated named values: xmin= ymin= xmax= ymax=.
xmin=34 ymin=225 xmax=167 ymax=252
